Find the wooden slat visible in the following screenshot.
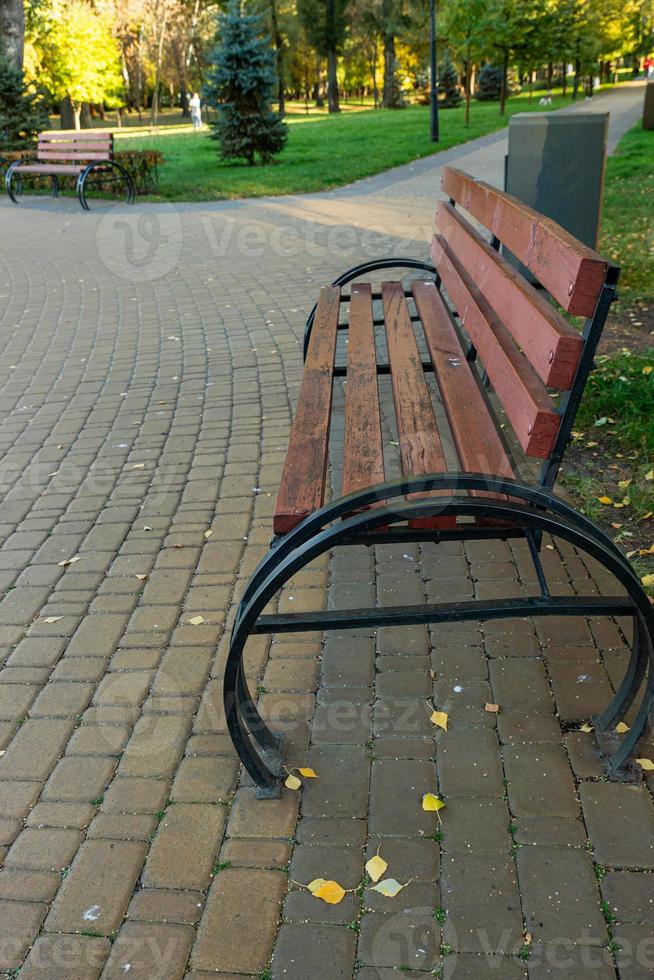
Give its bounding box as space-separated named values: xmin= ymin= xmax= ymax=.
xmin=342 ymin=284 xmax=385 ymax=495
xmin=273 ymin=286 xmax=340 ymax=535
xmin=14 ymin=164 xmax=83 ymax=175
xmin=412 ymin=280 xmax=515 ymax=480
xmin=38 ymin=130 xmax=112 ymax=141
xmin=442 ymin=166 xmax=609 ymax=316
xmin=382 ymin=281 xmax=455 ymax=528
xmin=431 ymin=235 xmax=561 ymax=458
xmin=436 ymin=202 xmax=583 ymax=388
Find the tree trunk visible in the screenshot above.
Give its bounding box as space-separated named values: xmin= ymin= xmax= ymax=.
xmin=150 ymin=3 xmax=170 ymax=126
xmin=0 ymin=0 xmax=25 ymax=69
xmin=73 ymin=104 xmax=82 ymax=131
xmin=562 ymin=61 xmax=567 ymax=96
xmin=327 ymin=48 xmax=340 ymax=112
xmin=80 ymin=103 xmax=92 ymax=128
xmin=572 ymin=58 xmax=580 ymax=100
xmin=60 ymin=98 xmax=75 ymax=130
xmin=499 ymin=51 xmax=508 ymax=115
xmin=464 ymin=59 xmax=471 ymax=125
xmin=382 ymin=33 xmax=402 ymax=107
xmin=270 ymin=0 xmax=285 ymax=116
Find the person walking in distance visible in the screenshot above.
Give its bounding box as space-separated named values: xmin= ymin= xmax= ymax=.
xmin=190 ymin=92 xmax=202 ymax=131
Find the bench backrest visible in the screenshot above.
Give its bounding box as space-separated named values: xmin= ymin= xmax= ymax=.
xmin=435 ymin=166 xmax=618 ymax=487
xmin=37 ymin=131 xmax=114 ymax=164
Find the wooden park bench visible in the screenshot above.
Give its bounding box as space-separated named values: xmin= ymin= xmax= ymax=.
xmin=224 ymin=166 xmax=654 ymax=797
xmin=5 ymin=131 xmax=135 ymax=210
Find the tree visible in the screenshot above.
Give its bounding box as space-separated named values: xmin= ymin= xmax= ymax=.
xmin=438 ymin=49 xmax=462 ymax=107
xmin=27 ymin=0 xmax=124 ymax=129
xmin=0 ymin=0 xmax=24 ymax=69
xmin=440 ymin=0 xmax=486 ymax=123
xmin=204 ymin=0 xmax=288 ymax=165
xmin=297 ymin=0 xmax=349 ymax=111
xmin=0 ymin=54 xmax=49 ymax=149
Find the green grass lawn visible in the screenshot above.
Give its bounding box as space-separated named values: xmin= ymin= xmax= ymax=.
xmin=563 ymin=125 xmax=654 ymax=588
xmin=120 ymin=92 xmax=574 ymax=201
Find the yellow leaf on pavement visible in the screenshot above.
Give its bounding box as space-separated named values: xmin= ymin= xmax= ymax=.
xmin=307 ymin=878 xmax=327 ymax=894
xmin=616 ymin=722 xmax=630 ymax=734
xmin=422 ymin=793 xmax=445 ymax=813
xmin=42 ymin=616 xmax=63 ymax=624
xmin=284 ymin=774 xmax=301 ymax=791
xmin=298 ymin=767 xmax=317 ymax=779
xmin=365 ymin=854 xmax=388 ymax=883
xmin=485 ymin=703 xmax=500 ymax=714
xmin=370 ymin=878 xmax=409 ymax=898
xmin=58 ymin=556 xmax=82 ymax=567
xmin=580 ymin=723 xmax=593 ymax=733
xmin=636 ymin=758 xmax=654 ymax=771
xmin=430 ymin=710 xmax=448 ymax=731
xmin=204 ymin=529 xmax=213 ymax=539
xmin=187 ymin=615 xmax=205 ymax=626
xmin=313 ymin=880 xmax=346 ymax=904
xmin=135 ymin=574 xmax=148 ymax=581
xmin=597 ymin=496 xmax=613 ymax=505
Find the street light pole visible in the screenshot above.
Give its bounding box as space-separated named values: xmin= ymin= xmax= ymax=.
xmin=429 ymin=0 xmax=439 ymax=141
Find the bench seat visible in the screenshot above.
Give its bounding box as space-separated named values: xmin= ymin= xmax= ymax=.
xmin=12 ymin=163 xmax=87 ymax=175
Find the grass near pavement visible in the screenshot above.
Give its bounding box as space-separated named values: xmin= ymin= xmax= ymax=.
xmin=562 ymin=125 xmax=654 ymax=590
xmin=120 ymin=91 xmax=575 ymax=201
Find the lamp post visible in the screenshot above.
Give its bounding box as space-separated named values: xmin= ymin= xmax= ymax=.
xmin=429 ymin=0 xmax=439 ymax=141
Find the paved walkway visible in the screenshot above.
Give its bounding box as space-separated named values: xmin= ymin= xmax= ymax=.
xmin=0 ymin=82 xmax=652 ymax=980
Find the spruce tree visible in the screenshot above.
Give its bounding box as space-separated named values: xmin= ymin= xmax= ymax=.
xmin=438 ymin=50 xmax=462 ymax=108
xmin=0 ymin=55 xmax=49 ymax=152
xmin=204 ymin=1 xmax=288 ymax=166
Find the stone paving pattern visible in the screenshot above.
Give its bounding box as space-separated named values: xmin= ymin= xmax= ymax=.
xmin=0 ymin=83 xmax=652 ymax=979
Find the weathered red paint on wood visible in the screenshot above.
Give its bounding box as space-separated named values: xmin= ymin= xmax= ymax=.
xmin=342 ymin=284 xmax=385 ymax=496
xmin=441 ymin=166 xmax=609 ymax=316
xmin=431 ymin=235 xmax=561 ymax=458
xmin=273 ymin=285 xmax=340 ymax=534
xmin=412 ymin=280 xmax=515 ymax=483
xmin=14 ymin=164 xmax=85 ymax=175
xmin=382 ymin=281 xmax=455 ymax=528
xmin=436 ymin=202 xmax=583 ymax=389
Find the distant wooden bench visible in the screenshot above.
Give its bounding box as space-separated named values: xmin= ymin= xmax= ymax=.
xmin=5 ymin=131 xmax=135 ymax=210
xmin=223 ymin=166 xmax=654 ymax=797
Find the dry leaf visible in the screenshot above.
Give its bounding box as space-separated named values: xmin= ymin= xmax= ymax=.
xmin=597 ymin=496 xmax=613 ymax=505
xmin=616 ymin=722 xmax=630 ymax=734
xmin=643 ymin=366 xmax=653 ymax=375
xmin=370 ymin=878 xmax=409 ymax=898
xmin=313 ymin=880 xmax=346 ymax=904
xmin=580 ymin=723 xmax=593 ymax=733
xmin=298 ymin=767 xmax=317 ymax=779
xmin=422 ymin=793 xmax=445 ymax=813
xmin=485 ymin=702 xmax=500 ymax=714
xmin=365 ymin=854 xmax=388 ymax=883
xmin=132 ymin=463 xmax=145 ymax=469
xmin=645 ymin=470 xmax=653 ymax=482
xmin=284 ymin=774 xmax=302 ymax=790
xmin=57 ymin=556 xmax=81 ymax=567
xmin=204 ymin=530 xmax=213 ymax=539
xmin=636 ymin=758 xmax=654 ymax=771
xmin=642 ymin=574 xmax=654 ymax=588
xmin=187 ymin=615 xmax=205 ymax=626
xmin=430 ymin=710 xmax=448 ymax=731
xmin=307 ymin=878 xmax=327 ymax=894
xmin=42 ymin=616 xmax=63 ymax=624
xmin=135 ymin=574 xmax=148 ymax=581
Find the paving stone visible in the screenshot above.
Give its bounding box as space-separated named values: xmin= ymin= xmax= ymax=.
xmin=66 ymin=724 xmax=131 ymax=756
xmin=45 ymin=839 xmax=147 ymax=934
xmin=8 ymin=636 xmax=67 ymax=667
xmin=93 ymin=670 xmax=154 ymax=707
xmin=118 ymin=714 xmax=191 ymax=778
xmin=18 ymin=934 xmax=110 ymax=980
xmin=504 ymin=743 xmax=579 ymax=818
xmin=271 ymin=922 xmax=356 ymax=980
xmin=0 ymin=682 xmax=40 ymax=720
xmin=4 ymin=826 xmax=83 ymax=871
xmin=440 ymin=798 xmax=512 ymax=853
xmin=488 ymin=659 xmax=553 ymax=712
xmin=127 ymin=888 xmax=204 ymax=925
xmin=513 ymin=816 xmax=588 ymax=847
xmin=301 ymin=744 xmax=370 ymax=817
xmin=26 ymin=801 xmax=96 ymax=829
xmin=290 ymin=842 xmax=364 ymax=890
xmin=602 ymin=871 xmax=654 ymax=923
xmin=321 ymin=634 xmax=375 ymax=686
xmin=374 ymin=698 xmax=433 ymax=738
xmin=0 ymin=868 xmax=60 ymax=902
xmin=547 ymin=660 xmax=613 ymax=721
xmin=0 ymin=718 xmax=75 ymax=780
xmin=517 ymin=845 xmax=607 ymax=946
xmin=311 ymin=699 xmax=372 ymax=744
xmin=0 ymin=899 xmax=49 ymax=971
xmin=152 ymin=647 xmax=213 ymax=697
xmin=358 ymin=909 xmax=441 ymax=970
xmin=283 ymin=885 xmax=359 ymax=925
xmin=170 ymin=755 xmax=239 ymax=803
xmin=369 ymin=759 xmax=438 ymax=836
xmin=438 ymin=728 xmax=504 ymax=798
xmin=263 ymin=657 xmax=320 ymax=691
xmin=219 ymin=838 xmax=291 ymax=870
xmin=497 ymin=711 xmax=562 ymax=744
xmin=525 ymin=943 xmax=615 ymax=979
xmin=43 ymin=755 xmax=118 ymax=802
xmin=614 ymin=923 xmax=654 ymax=979
xmin=431 ymin=645 xmax=488 ymax=682
xmin=193 ymin=868 xmax=287 ymax=973
xmin=0 ymin=779 xmax=41 ymax=819
xmin=87 ymin=813 xmax=157 ymax=840
xmin=295 ymin=816 xmax=367 ymax=847
xmin=441 ymin=852 xmax=523 ymax=955
xmin=580 ymin=782 xmax=654 ymax=869
xmin=143 ymin=803 xmax=227 ymax=890
xmin=440 ymin=954 xmax=528 ymax=978
xmin=29 ymin=680 xmax=95 ymax=717
xmin=100 ymin=921 xmax=195 ymax=979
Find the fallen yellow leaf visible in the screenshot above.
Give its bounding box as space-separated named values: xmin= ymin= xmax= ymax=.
xmin=597 ymin=496 xmax=613 ymax=505
xmin=636 ymin=758 xmax=654 ymax=771
xmin=580 ymin=723 xmax=593 ymax=733
xmin=370 ymin=877 xmax=410 ymax=897
xmin=422 ymin=793 xmax=445 ymax=813
xmin=42 ymin=616 xmax=63 ymax=624
xmin=187 ymin=615 xmax=205 ymax=626
xmin=313 ymin=880 xmax=346 ymax=904
xmin=204 ymin=529 xmax=213 ymax=539
xmin=132 ymin=463 xmax=145 ymax=469
xmin=643 ymin=366 xmax=653 ymax=375
xmin=430 ymin=710 xmax=448 ymax=731
xmin=485 ymin=703 xmax=500 ymax=714
xmin=616 ymin=722 xmax=630 ymax=734
xmin=298 ymin=767 xmax=317 ymax=779
xmin=645 ymin=470 xmax=653 ymax=482
xmin=284 ymin=774 xmax=301 ymax=791
xmin=365 ymin=854 xmax=388 ymax=883
xmin=135 ymin=574 xmax=148 ymax=581
xmin=642 ymin=574 xmax=654 ymax=588
xmin=58 ymin=556 xmax=82 ymax=567
xmin=307 ymin=878 xmax=327 ymax=894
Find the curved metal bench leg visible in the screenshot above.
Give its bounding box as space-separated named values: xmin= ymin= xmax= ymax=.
xmin=78 ymin=160 xmax=135 ymax=210
xmin=226 ymin=477 xmax=654 ymax=791
xmin=51 ymin=175 xmax=59 ymax=199
xmin=594 ymin=615 xmax=649 ymax=733
xmin=604 ymin=630 xmax=654 ymax=775
xmin=5 ymin=162 xmax=21 ymax=204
